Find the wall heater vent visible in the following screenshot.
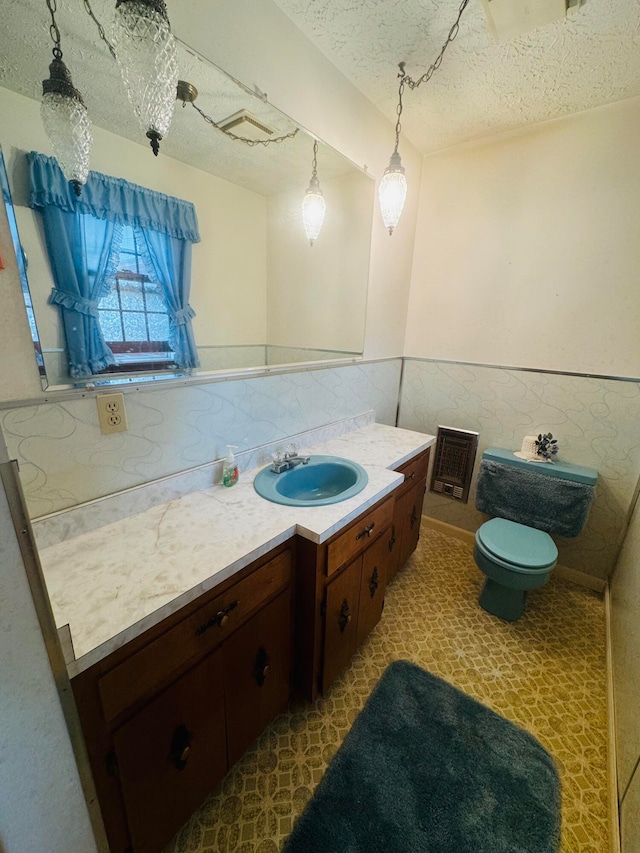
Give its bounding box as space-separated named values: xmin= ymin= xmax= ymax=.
xmin=430 ymin=426 xmax=479 ymax=503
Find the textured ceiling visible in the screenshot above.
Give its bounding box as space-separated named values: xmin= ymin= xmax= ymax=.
xmin=0 ymin=0 xmax=359 ymax=195
xmin=271 ymin=0 xmax=640 ymax=153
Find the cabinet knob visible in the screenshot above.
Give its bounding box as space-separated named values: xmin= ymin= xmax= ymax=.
xmin=338 ymin=598 xmax=351 ymax=633
xmin=388 ymin=524 xmax=396 ymax=553
xmin=369 ymin=566 xmax=379 ymax=599
xmin=356 ymin=522 xmax=375 ymax=541
xmin=195 ymin=599 xmax=238 ymax=636
xmin=168 ymin=724 xmax=193 ymax=771
xmin=253 ymin=646 xmax=270 ymax=687
xmin=407 ymin=471 xmax=416 ymax=480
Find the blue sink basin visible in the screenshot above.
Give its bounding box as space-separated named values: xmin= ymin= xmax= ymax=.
xmin=253 ymin=455 xmax=368 ymax=506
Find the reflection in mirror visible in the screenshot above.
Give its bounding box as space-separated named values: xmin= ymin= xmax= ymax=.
xmin=0 ymin=4 xmax=374 ymax=390
xmin=0 ymin=148 xmax=47 ymax=387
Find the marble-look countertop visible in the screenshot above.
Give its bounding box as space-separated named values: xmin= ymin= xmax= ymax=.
xmin=38 ymin=424 xmax=434 ymax=676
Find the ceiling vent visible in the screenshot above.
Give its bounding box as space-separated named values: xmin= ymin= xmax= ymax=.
xmin=481 ymin=0 xmax=584 ymax=42
xmin=216 ymin=109 xmax=276 ymax=141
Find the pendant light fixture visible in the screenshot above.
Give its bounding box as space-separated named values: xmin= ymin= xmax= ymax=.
xmin=380 ymin=0 xmax=470 ymax=235
xmin=41 ymin=0 xmax=93 ymax=196
xmin=379 ymin=68 xmax=407 ymax=236
xmin=111 ymin=0 xmax=179 ymax=156
xmin=302 ymin=140 xmax=326 ymax=246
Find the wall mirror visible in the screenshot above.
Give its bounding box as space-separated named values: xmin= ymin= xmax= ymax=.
xmin=0 ymin=2 xmax=374 ymax=391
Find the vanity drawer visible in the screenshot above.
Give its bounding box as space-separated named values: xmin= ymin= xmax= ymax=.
xmin=326 ymin=497 xmax=394 ymax=577
xmin=394 ymin=448 xmax=431 ymax=495
xmin=99 ymin=548 xmax=292 ymax=723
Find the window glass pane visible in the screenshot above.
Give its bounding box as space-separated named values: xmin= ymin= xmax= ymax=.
xmin=99 ymin=311 xmax=123 ymax=341
xmin=148 ymin=312 xmax=170 ymax=341
xmin=144 ymin=282 xmax=166 ymax=313
xmin=123 ymin=312 xmax=148 ymax=341
xmin=99 ymin=286 xmax=119 ymax=310
xmin=119 ymin=281 xmax=144 ymax=311
xmin=118 ymin=254 xmax=139 ymax=275
xmin=119 ymin=225 xmax=136 ymax=253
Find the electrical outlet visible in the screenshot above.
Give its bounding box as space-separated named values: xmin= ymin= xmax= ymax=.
xmin=96 ymin=393 xmax=128 ymax=435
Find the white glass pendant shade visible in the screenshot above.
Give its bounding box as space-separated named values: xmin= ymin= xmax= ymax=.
xmin=112 ymin=0 xmax=179 ymax=155
xmin=41 ymin=56 xmax=93 ymax=196
xmin=378 ymin=150 xmax=407 ymax=235
xmin=302 ymin=176 xmax=326 ymax=246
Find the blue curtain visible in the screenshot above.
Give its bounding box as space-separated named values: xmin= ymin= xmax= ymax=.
xmin=28 ymin=151 xmax=201 ymax=376
xmin=137 ymin=228 xmax=200 ymax=369
xmin=42 ymin=206 xmax=121 ymax=378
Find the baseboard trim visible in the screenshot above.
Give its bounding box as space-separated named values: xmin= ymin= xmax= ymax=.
xmin=423 ymin=516 xmax=606 ymax=592
xmin=423 ymin=516 xmax=475 ymax=546
xmin=605 ymin=584 xmax=622 ymax=853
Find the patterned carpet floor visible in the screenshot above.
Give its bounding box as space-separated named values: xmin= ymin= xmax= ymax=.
xmin=165 ymin=524 xmax=610 ymax=853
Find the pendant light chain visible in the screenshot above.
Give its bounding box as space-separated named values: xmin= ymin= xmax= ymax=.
xmin=83 ymin=0 xmax=117 ymax=59
xmin=45 ymin=0 xmax=62 ymax=58
xmin=190 ymin=101 xmax=300 ymax=147
xmin=393 ymin=72 xmax=405 ymax=155
xmin=311 ymin=139 xmax=319 ymax=178
xmin=401 ymin=0 xmax=470 ymax=90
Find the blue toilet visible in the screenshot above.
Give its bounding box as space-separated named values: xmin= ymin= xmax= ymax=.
xmin=473 ymin=448 xmax=597 ymax=621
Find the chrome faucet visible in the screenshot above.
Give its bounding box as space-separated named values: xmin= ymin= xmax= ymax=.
xmin=271 ymin=444 xmax=310 ymax=473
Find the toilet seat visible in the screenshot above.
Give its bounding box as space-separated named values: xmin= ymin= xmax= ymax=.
xmin=476 ymin=518 xmax=557 ymax=574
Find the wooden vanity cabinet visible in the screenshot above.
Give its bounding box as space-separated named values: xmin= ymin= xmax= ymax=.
xmin=387 ymin=448 xmax=431 ymax=582
xmin=295 ymin=495 xmax=395 ymax=700
xmin=71 ymin=543 xmax=293 ymax=853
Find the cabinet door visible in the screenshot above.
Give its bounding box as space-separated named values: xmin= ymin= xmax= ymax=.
xmin=112 ymin=650 xmax=227 ymax=853
xmin=322 ymin=555 xmax=362 ymax=692
xmin=357 ymin=532 xmax=389 ymax=648
xmin=397 ymin=478 xmax=427 ymax=571
xmin=223 ymin=589 xmax=292 ymax=766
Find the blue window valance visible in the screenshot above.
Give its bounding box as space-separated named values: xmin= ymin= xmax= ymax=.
xmin=27 ymin=151 xmax=201 ymax=244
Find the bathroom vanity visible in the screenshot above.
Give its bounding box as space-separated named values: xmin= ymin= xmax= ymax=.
xmin=36 ymin=423 xmax=434 ymax=853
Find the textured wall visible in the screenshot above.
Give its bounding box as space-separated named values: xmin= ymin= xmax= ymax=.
xmin=1 ymin=359 xmax=401 ymax=519
xmin=405 ymin=97 xmax=640 ymax=379
xmin=611 ymin=492 xmax=640 ymax=806
xmin=398 ymin=359 xmax=640 ymax=579
xmin=0 ymin=460 xmax=98 ymax=853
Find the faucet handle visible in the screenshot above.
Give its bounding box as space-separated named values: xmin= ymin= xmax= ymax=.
xmin=285 ymin=443 xmax=298 ymax=458
xmin=272 ymin=449 xmax=285 ymax=464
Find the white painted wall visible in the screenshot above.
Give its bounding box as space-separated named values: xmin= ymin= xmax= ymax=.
xmin=267 ymin=170 xmax=373 ymax=351
xmin=0 ymin=427 xmax=99 ymax=853
xmin=405 ymin=96 xmax=640 ymax=378
xmin=611 ymin=492 xmax=640 ymax=822
xmin=0 ymin=85 xmax=268 ymax=392
xmin=171 ymin=0 xmax=422 ymax=362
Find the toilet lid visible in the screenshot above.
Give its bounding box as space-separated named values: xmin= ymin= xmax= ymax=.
xmin=476 ymin=518 xmax=558 ymax=570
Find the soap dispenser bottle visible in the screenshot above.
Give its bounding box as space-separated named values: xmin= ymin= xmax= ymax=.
xmin=222 ymin=445 xmax=239 ymax=487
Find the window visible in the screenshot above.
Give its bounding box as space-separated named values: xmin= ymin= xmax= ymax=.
xmin=29 ymin=151 xmax=200 ymax=380
xmin=97 ymin=225 xmax=177 ymax=371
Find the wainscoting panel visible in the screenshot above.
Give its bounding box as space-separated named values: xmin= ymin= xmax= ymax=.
xmin=398 ymin=359 xmax=640 ymax=579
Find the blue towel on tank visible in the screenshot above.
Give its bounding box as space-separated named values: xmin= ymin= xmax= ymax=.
xmin=476 ymin=459 xmax=595 ymax=538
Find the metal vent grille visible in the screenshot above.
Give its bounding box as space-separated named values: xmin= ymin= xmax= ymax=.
xmin=430 ymin=426 xmax=479 ymax=503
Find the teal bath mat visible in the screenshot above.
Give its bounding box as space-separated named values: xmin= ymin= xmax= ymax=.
xmin=283 ymin=660 xmax=561 ymax=853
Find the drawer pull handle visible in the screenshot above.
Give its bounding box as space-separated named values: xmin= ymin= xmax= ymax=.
xmin=407 ymin=471 xmax=416 ymax=480
xmin=253 ymin=645 xmax=270 ymax=687
xmin=388 ymin=524 xmax=396 ymax=553
xmin=195 ymin=599 xmax=238 ymax=636
xmin=338 ymin=598 xmax=351 ymax=633
xmin=356 ymin=522 xmax=375 ymax=541
xmin=169 ymin=724 xmax=193 ymax=771
xmin=369 ymin=567 xmax=379 ymax=599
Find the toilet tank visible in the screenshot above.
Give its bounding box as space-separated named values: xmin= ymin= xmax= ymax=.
xmin=476 ymin=448 xmax=597 ymax=537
